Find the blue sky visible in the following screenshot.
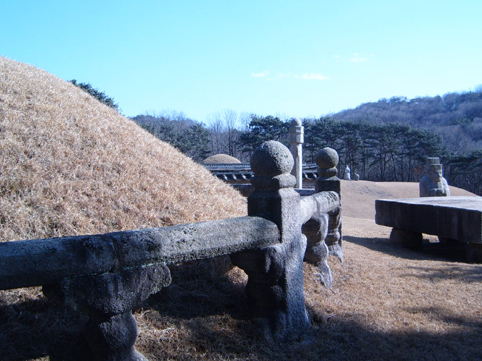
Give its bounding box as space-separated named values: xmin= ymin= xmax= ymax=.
xmin=2 ymin=0 xmax=481 ymax=125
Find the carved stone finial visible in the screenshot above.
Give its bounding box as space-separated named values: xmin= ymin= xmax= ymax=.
xmin=251 ymin=140 xmax=296 ymax=189
xmin=251 ymin=140 xmax=293 ymax=176
xmin=315 ymin=147 xmax=339 ymax=175
xmin=315 ymin=147 xmax=338 ymax=168
xmin=290 ymin=118 xmax=302 ymax=127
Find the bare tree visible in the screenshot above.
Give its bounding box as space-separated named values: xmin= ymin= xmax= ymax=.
xmin=207 ymin=109 xmax=243 ymax=159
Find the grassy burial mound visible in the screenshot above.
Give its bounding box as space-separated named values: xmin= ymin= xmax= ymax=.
xmin=0 ymin=56 xmax=246 ymax=243
xmin=203 ymin=154 xmax=242 ymax=164
xmin=0 ymin=57 xmax=246 ymax=359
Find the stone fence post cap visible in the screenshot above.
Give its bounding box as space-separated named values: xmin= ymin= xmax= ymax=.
xmin=250 ymin=141 xmax=294 ymax=176
xmin=315 ymin=147 xmax=339 ymax=169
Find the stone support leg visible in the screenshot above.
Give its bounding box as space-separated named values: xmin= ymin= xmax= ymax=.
xmin=326 ymin=208 xmax=343 ymax=260
xmin=466 ymin=243 xmax=482 ymax=263
xmin=231 ymin=236 xmax=309 ymax=341
xmin=302 ymin=215 xmax=333 ymax=287
xmin=84 ymin=311 xmax=145 ymax=361
xmin=390 ymin=228 xmax=423 ymax=249
xmin=44 ymin=264 xmax=171 ymax=361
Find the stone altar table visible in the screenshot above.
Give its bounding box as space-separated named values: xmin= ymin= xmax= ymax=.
xmin=375 ymin=196 xmax=482 ymax=262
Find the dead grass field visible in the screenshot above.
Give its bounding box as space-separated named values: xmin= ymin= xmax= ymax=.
xmin=0 ymin=56 xmax=246 ymax=243
xmin=1 ymin=57 xmax=482 ymax=361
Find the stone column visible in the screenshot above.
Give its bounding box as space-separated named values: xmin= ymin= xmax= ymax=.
xmin=289 ymin=118 xmax=304 ymax=189
xmin=44 ymin=264 xmax=171 ymax=361
xmin=314 ymin=147 xmax=343 ymax=260
xmin=230 ymin=140 xmax=310 ymax=342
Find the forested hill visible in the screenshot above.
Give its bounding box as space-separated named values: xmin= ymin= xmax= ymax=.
xmin=331 ymin=90 xmax=482 ymax=153
xmin=333 ymin=91 xmax=482 ymax=126
xmin=127 ymin=91 xmax=482 ymax=195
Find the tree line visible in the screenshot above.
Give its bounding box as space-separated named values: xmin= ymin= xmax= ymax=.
xmin=72 ymin=80 xmax=481 ymax=195
xmin=131 ymin=112 xmax=481 ymax=195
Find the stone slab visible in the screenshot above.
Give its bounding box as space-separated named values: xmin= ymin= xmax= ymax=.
xmin=375 ymin=196 xmax=482 ymax=244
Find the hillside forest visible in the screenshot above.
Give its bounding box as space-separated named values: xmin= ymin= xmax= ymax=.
xmin=73 ymin=82 xmax=482 ymax=195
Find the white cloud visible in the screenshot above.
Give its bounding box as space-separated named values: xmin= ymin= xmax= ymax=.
xmin=295 ymin=73 xmax=329 ymax=80
xmin=350 ymin=53 xmax=369 ymax=62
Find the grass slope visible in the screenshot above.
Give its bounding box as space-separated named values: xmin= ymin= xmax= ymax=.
xmin=0 ymin=56 xmax=246 ymax=242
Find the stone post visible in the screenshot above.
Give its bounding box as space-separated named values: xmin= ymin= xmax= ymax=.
xmin=289 ymin=118 xmax=304 ymax=189
xmin=230 ymin=140 xmax=310 ymax=342
xmin=314 ymin=147 xmax=343 ymax=260
xmin=314 ymin=147 xmax=340 ymax=195
xmin=44 ymin=264 xmax=171 ymax=361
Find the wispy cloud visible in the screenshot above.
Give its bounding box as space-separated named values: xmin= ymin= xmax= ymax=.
xmin=252 ymin=71 xmax=328 ymax=81
xmin=334 ymin=53 xmax=374 ymax=63
xmin=350 ymin=53 xmax=370 ymax=63
xmin=295 ymin=73 xmax=329 ymax=80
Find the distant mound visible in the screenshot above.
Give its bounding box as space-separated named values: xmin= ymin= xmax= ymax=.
xmin=203 ymin=154 xmax=241 ymax=164
xmin=0 ymin=57 xmax=246 ymax=242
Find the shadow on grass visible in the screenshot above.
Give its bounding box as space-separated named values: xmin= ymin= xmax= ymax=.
xmin=0 ymin=296 xmax=87 ymax=361
xmin=4 ymin=297 xmax=482 ymax=360
xmin=2 ymin=258 xmax=482 ymax=361
xmin=344 ymin=235 xmax=471 ymax=263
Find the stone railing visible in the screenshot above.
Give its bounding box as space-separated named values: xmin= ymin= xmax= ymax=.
xmin=0 ymin=141 xmax=341 ymax=361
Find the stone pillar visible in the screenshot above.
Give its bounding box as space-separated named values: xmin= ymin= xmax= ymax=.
xmin=289 ymin=118 xmax=304 ymax=189
xmin=314 ymin=147 xmax=343 ymax=260
xmin=44 ymin=264 xmax=171 ymax=361
xmin=230 ymin=140 xmax=310 ymax=342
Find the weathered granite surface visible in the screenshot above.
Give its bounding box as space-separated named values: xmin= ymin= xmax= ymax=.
xmin=314 ymin=147 xmax=343 ymax=259
xmin=231 ymin=140 xmax=310 ymax=341
xmin=0 ymin=217 xmax=279 ymax=290
xmin=376 ymin=196 xmax=482 ymax=243
xmin=419 ymin=157 xmax=450 ymax=197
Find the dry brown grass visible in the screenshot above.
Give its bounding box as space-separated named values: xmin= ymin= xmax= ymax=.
xmin=129 ymin=183 xmax=482 ymax=361
xmin=0 ymin=56 xmax=246 ymax=242
xmin=1 ymin=57 xmax=482 ymax=360
xmin=0 ymin=56 xmax=245 ymax=360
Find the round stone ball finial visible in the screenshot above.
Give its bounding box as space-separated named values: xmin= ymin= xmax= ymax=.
xmin=315 ymin=147 xmax=339 ymax=169
xmin=250 ymin=140 xmax=294 ymax=177
xmin=290 ymin=118 xmax=302 ymax=127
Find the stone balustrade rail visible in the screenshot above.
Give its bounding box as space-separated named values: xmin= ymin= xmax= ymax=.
xmin=0 ymin=141 xmax=342 ymax=361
